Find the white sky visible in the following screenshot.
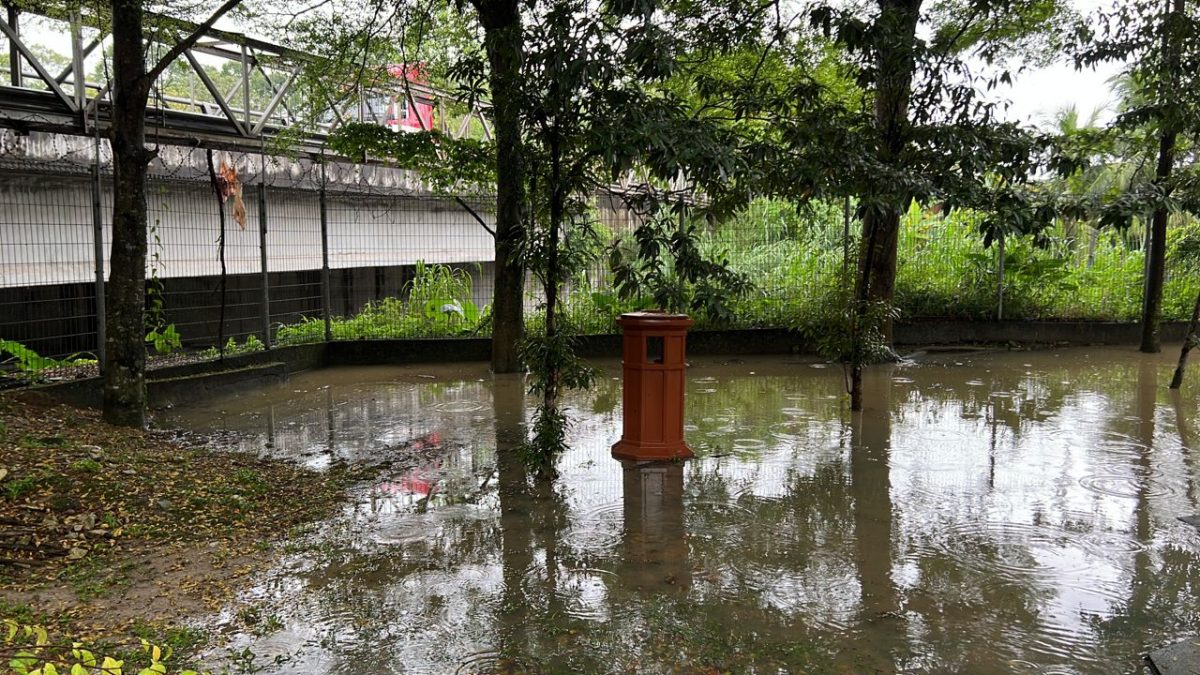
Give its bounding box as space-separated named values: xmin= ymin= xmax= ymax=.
xmin=1002 ymin=61 xmax=1121 ymax=127
xmin=996 ymin=0 xmax=1123 ymax=129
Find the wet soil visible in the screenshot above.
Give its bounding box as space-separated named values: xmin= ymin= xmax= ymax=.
xmin=0 ymin=392 xmax=374 ymax=665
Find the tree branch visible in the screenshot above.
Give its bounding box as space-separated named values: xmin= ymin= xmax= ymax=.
xmin=145 ymin=0 xmax=244 ymax=85
xmin=454 ymin=196 xmax=496 ymax=237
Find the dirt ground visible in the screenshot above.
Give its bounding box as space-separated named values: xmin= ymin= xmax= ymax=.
xmin=0 ymin=391 xmax=362 ymax=668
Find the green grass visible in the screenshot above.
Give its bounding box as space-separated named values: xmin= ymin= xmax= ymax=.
xmin=278 ymin=209 xmax=1195 ymax=343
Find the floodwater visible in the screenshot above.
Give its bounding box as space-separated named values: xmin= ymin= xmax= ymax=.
xmin=160 ymin=347 xmax=1200 ymax=674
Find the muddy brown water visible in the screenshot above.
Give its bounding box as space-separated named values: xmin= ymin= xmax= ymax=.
xmin=160 ymin=347 xmax=1200 ymax=674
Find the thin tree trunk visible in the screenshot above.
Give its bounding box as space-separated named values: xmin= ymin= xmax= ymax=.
xmin=1086 ymin=225 xmax=1100 ymax=268
xmin=1140 ymin=0 xmax=1184 ymax=354
xmin=543 ymin=139 xmax=562 ymax=413
xmin=103 ymin=0 xmax=152 ymax=427
xmin=1140 ymin=132 xmax=1178 ymax=353
xmin=475 ymin=0 xmax=527 ymax=374
xmin=1170 ymin=283 xmax=1200 ymax=389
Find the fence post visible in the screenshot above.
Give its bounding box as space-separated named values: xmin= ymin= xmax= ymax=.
xmin=319 ymin=159 xmax=332 ymax=342
xmin=842 ymin=195 xmax=851 ymax=276
xmin=258 ymin=166 xmax=272 ymax=349
xmin=997 ymin=232 xmax=1005 ymax=321
xmin=91 ymin=127 xmax=105 ymax=367
xmin=7 ymin=5 xmax=20 ymax=87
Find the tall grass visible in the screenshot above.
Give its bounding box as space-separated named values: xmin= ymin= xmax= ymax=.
xmin=265 ymin=199 xmax=1200 ymax=343
xmin=275 ymin=261 xmax=484 ymax=344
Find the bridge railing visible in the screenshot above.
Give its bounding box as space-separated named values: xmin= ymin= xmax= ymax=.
xmin=0 ymin=5 xmax=492 ymax=152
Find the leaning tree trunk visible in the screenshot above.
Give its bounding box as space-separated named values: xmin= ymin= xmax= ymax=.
xmin=1169 ymin=282 xmax=1200 ymax=389
xmin=475 ymin=0 xmax=527 ymax=373
xmin=103 ymin=0 xmax=152 ymax=427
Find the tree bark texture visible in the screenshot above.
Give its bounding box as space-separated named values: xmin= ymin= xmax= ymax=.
xmin=859 ymin=0 xmax=921 ymax=345
xmin=1140 ymin=131 xmax=1178 ymax=353
xmin=103 ymin=0 xmax=152 ymax=427
xmin=475 ymin=0 xmax=527 ymax=373
xmin=1140 ymin=0 xmax=1184 ymax=354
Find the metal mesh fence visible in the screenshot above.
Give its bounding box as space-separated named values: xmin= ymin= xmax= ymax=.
xmin=0 ymin=168 xmax=99 ymax=363
xmin=1 ymin=128 xmax=1196 ymax=382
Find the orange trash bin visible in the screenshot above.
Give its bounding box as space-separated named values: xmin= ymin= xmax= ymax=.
xmin=611 ymin=311 xmax=694 ymax=462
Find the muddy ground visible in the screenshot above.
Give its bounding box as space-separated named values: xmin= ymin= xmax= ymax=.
xmin=0 ymin=392 xmax=365 ymax=670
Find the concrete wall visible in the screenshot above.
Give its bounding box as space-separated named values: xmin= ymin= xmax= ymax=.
xmin=31 ymin=322 xmax=1195 ymax=410
xmin=0 ymin=163 xmax=496 ymax=357
xmin=0 ymin=173 xmax=495 ymax=288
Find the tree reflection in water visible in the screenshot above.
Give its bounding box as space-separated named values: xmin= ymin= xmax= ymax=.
xmin=158 ymin=350 xmax=1200 ymax=674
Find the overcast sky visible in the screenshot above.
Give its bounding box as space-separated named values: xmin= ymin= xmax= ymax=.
xmin=999 ymin=0 xmax=1123 ymax=129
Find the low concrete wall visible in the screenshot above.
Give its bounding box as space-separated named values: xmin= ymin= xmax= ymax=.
xmin=35 ymin=342 xmax=327 ymax=409
xmin=326 ymin=338 xmax=492 ymax=365
xmin=33 ymin=320 xmax=1193 ymax=410
xmin=150 ymin=363 xmax=289 ymax=408
xmin=894 ymin=320 xmax=1191 ymax=346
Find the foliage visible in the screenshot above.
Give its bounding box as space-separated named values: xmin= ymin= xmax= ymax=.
xmin=197 ymin=335 xmax=266 ymax=360
xmin=145 ymin=217 xmax=182 ymax=357
xmin=794 ymin=253 xmax=896 ymax=366
xmin=517 ymin=327 xmax=597 ymax=477
xmin=609 ymin=204 xmax=753 ymax=325
xmin=144 ymin=325 xmax=182 ymax=357
xmin=330 ymin=126 xmax=494 ymax=192
xmin=275 ymin=262 xmax=484 ymax=344
xmin=2 ymin=619 xmax=202 ymax=675
xmin=0 ymin=341 xmax=95 ymax=384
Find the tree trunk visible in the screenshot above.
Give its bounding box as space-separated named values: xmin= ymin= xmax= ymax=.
xmin=861 ymin=0 xmax=921 ymax=345
xmin=1140 ymin=0 xmax=1184 ymax=354
xmin=1170 ymin=282 xmax=1200 ymax=389
xmin=475 ymin=0 xmax=527 ymax=373
xmin=102 ymin=0 xmax=242 ymax=427
xmin=542 ymin=139 xmax=563 ymax=412
xmin=848 ymin=0 xmax=920 ymax=410
xmin=103 ymin=0 xmax=152 ymax=427
xmin=859 ymin=207 xmax=901 ymax=341
xmin=1140 ymin=134 xmax=1178 ymax=353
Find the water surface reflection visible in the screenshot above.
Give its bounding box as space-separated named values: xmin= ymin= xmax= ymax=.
xmin=161 ymin=348 xmax=1200 ymax=674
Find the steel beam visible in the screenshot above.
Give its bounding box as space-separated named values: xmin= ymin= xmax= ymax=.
xmin=184 ymin=49 xmax=248 ymax=136
xmin=0 ymin=13 xmax=77 ymax=111
xmin=252 ymin=66 xmax=299 ymax=133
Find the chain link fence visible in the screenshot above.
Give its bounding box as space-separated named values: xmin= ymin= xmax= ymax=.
xmin=1 ymin=129 xmax=1195 ymax=381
